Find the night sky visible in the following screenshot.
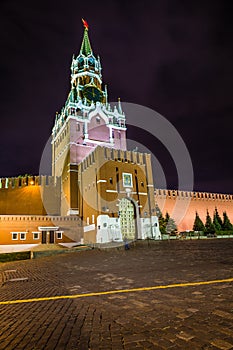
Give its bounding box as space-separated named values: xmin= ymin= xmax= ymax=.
xmin=1 ymin=0 xmax=232 ymax=193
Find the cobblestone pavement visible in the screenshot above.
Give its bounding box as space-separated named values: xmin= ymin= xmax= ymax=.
xmin=0 ymin=239 xmax=233 ymax=350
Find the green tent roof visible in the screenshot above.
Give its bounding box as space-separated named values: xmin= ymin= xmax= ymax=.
xmin=80 ymin=28 xmax=92 ymax=56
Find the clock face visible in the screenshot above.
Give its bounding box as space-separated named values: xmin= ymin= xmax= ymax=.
xmin=83 ymin=86 xmax=103 ymax=103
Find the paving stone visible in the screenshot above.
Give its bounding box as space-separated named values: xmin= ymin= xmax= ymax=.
xmin=0 ymin=239 xmax=233 ymax=349
xmin=211 ymin=339 xmax=233 ymax=350
xmin=187 ymin=307 xmax=199 ymax=313
xmin=176 ymin=312 xmax=191 ymax=319
xmin=213 ymin=310 xmax=233 ymax=320
xmin=176 ymin=331 xmax=194 ymax=341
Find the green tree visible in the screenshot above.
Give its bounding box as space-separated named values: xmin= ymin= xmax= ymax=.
xmin=154 ymin=205 xmax=177 ymax=235
xmin=213 ymin=216 xmax=221 ymax=231
xmin=166 ymin=217 xmax=177 ymax=234
xmin=155 ymin=204 xmax=166 ymax=234
xmin=222 ymin=211 xmax=233 ymax=231
xmin=205 ymin=210 xmax=216 ymax=235
xmin=165 ymin=212 xmax=170 ymax=223
xmin=193 ymin=212 xmax=205 ymax=232
xmin=213 ymin=207 xmax=223 ymax=230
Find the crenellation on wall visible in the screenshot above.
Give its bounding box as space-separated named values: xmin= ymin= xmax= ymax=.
xmin=0 ymin=175 xmax=59 ymax=190
xmin=0 ymin=215 xmax=81 ymax=221
xmin=155 ymin=188 xmax=233 ymax=201
xmin=132 ymin=151 xmax=138 ymax=164
xmin=126 ymin=151 xmax=132 ymax=162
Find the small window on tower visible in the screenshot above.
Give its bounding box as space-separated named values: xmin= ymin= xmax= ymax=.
xmin=57 ymin=232 xmax=63 ymax=239
xmin=96 ymin=116 xmax=100 ymax=123
xmin=20 ymin=232 xmax=26 ymax=240
xmin=141 ymin=182 xmax=144 ymax=187
xmin=12 ymin=232 xmax=18 ymax=240
xmin=33 ymin=232 xmax=39 ymax=240
xmin=109 ymin=177 xmax=113 ymax=184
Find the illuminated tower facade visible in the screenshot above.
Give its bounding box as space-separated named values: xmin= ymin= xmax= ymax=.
xmin=51 ymin=21 xmax=160 ymax=243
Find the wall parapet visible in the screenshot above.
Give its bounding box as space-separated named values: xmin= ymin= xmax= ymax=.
xmin=155 ymin=189 xmax=233 ymax=202
xmin=79 ymin=146 xmax=150 ymax=172
xmin=0 ymin=215 xmax=81 ymax=222
xmin=0 ymin=176 xmax=59 ymax=189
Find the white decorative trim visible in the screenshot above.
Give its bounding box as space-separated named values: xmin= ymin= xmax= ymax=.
xmin=38 ymin=227 xmax=59 ymax=231
xmin=147 ymin=184 xmax=154 ymax=187
xmin=83 ymin=138 xmax=114 ymax=147
xmin=84 ymin=224 xmax=95 ymax=232
xmin=106 ymin=189 xmax=118 ymax=193
xmin=67 ymin=169 xmax=79 ymax=173
xmin=67 ymin=209 xmax=79 ymax=215
xmin=73 ymin=71 xmax=102 ymax=84
xmin=97 ymin=179 xmax=107 ymax=184
xmin=110 ymin=126 xmax=127 ymax=131
xmin=52 ymin=119 xmax=68 ymax=143
xmin=138 ymin=192 xmax=148 ymax=196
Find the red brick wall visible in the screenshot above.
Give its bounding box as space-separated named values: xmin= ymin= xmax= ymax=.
xmin=0 ymin=215 xmax=82 ymax=245
xmin=155 ymin=190 xmax=233 ymax=231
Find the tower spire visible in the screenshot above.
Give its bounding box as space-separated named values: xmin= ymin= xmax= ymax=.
xmin=80 ymin=19 xmax=92 ymax=56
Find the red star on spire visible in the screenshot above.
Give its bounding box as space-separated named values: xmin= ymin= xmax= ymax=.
xmin=82 ymin=18 xmax=89 ymax=30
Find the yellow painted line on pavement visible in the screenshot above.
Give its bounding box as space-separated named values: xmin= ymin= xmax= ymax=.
xmin=0 ymin=277 xmax=233 ymax=306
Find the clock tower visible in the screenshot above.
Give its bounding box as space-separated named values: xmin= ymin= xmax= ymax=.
xmin=52 ymin=20 xmax=127 ymax=215
xmin=51 ymin=20 xmax=160 ymax=242
xmin=71 ymin=19 xmax=105 ymax=104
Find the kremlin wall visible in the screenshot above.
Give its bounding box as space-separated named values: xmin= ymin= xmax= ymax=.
xmin=0 ymin=176 xmax=60 ymax=215
xmin=155 ymin=189 xmax=233 ymax=232
xmin=0 ymin=174 xmax=232 ymax=244
xmin=0 ymin=176 xmax=82 ymax=245
xmin=0 ymin=176 xmax=82 ymax=244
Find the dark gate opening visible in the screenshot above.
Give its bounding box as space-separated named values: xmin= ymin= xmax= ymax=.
xmin=42 ymin=231 xmax=47 ymax=244
xmin=49 ymin=231 xmax=55 ymax=244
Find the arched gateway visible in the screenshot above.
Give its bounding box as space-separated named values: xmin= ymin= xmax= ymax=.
xmin=119 ymin=198 xmax=136 ymax=240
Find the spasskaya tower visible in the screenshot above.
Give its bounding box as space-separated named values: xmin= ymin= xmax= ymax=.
xmin=51 ymin=20 xmax=160 ymax=243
